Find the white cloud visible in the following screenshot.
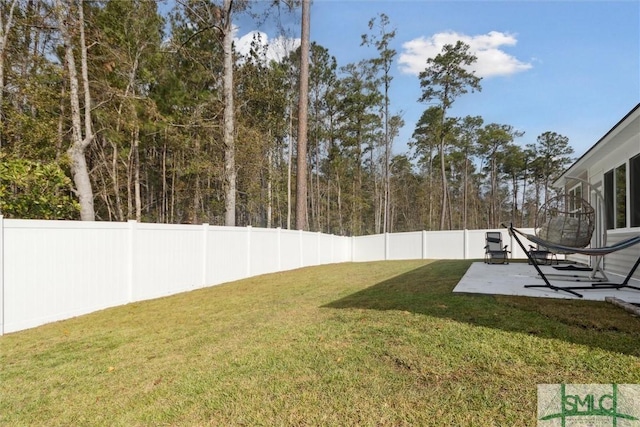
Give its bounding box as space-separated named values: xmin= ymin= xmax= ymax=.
xmin=398 ymin=31 xmax=533 ymax=78
xmin=235 ymin=30 xmax=300 ymax=63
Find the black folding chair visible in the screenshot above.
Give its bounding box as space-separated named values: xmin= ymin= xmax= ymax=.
xmin=484 ymin=232 xmax=510 ymax=264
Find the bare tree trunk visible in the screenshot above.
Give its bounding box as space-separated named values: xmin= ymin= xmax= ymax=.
xmin=57 ymin=85 xmax=65 ymax=160
xmin=336 ymin=172 xmax=343 ymax=235
xmin=326 ymin=176 xmax=330 ymax=233
xmin=534 ymin=182 xmax=541 ymax=226
xmin=521 ymin=168 xmax=528 ymax=227
xmin=463 ymin=157 xmax=468 ymax=229
xmin=427 ymin=155 xmax=434 ymax=230
xmin=384 ymin=150 xmax=391 ymax=233
xmin=447 ymin=186 xmax=453 ymax=230
xmin=192 ymin=177 xmax=201 ymax=224
xmin=295 ymin=0 xmax=310 ymax=231
xmin=308 ymin=156 xmax=316 ymax=229
xmin=170 ymin=155 xmax=176 ymax=224
xmin=0 ymin=0 xmax=18 ymax=148
xmin=372 ymin=148 xmax=381 ymax=234
xmin=286 ymin=99 xmax=293 ymax=229
xmin=287 ymin=132 xmax=292 ymax=229
xmin=266 ymin=142 xmax=273 ymax=228
xmin=162 ymin=141 xmax=167 ymax=223
xmin=383 ymin=105 xmax=390 ymax=234
xmin=222 ymin=0 xmax=236 ymax=226
xmin=511 ymin=175 xmax=518 ymax=228
xmin=112 ymin=141 xmax=124 ymax=220
xmin=127 ymin=145 xmax=133 ymax=218
xmin=134 ymin=125 xmax=141 ymax=221
xmin=56 ymin=0 xmax=95 ymax=220
xmin=315 ymin=139 xmax=321 ymax=231
xmin=439 ymin=139 xmax=448 ymax=230
xmin=95 ymin=137 xmax=122 ymax=221
xmin=490 ymin=156 xmax=497 ymax=227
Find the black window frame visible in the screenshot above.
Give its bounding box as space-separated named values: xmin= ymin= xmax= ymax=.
xmin=605 ymin=162 xmax=629 ymax=229
xmin=605 ymin=169 xmax=614 ymax=229
xmin=631 ymin=153 xmax=640 ymax=227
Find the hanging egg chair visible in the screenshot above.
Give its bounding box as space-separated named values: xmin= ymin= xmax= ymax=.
xmin=535 ymin=194 xmax=595 ymax=251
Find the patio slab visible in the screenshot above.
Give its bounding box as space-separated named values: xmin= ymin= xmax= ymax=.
xmin=454 ymin=261 xmax=640 ymax=304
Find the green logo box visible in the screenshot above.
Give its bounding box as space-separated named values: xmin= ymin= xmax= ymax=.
xmin=538 ymin=384 xmax=640 ymax=426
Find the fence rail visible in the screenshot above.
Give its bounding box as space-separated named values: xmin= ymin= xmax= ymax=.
xmin=0 ymin=218 xmax=534 ymax=335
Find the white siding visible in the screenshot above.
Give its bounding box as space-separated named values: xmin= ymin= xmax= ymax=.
xmin=605 ymin=231 xmax=640 ymax=280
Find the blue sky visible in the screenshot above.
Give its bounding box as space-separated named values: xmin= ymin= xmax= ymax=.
xmin=233 ymin=0 xmax=639 ymax=160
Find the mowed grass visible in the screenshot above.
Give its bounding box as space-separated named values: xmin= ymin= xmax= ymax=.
xmin=2 ymin=260 xmax=640 ymax=426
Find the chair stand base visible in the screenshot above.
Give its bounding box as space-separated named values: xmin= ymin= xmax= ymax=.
xmin=524 ymin=283 xmax=640 ymax=298
xmin=524 ymin=284 xmax=584 ymax=298
xmin=509 ymin=223 xmax=640 ymax=299
xmin=563 ymin=283 xmax=640 ymax=292
xmin=540 ymin=272 xmax=608 ymax=283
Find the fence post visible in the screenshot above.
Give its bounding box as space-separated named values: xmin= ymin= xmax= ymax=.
xmin=384 ymin=233 xmax=389 ymax=261
xmin=201 ymin=223 xmax=209 ymax=287
xmin=463 ymin=229 xmax=469 ymax=260
xmin=331 ymin=234 xmax=335 ymax=264
xmin=422 ymin=230 xmax=427 ymax=259
xmin=127 ymin=220 xmax=137 ymax=302
xmin=277 ymin=227 xmax=282 ymax=271
xmin=351 ymin=235 xmax=355 ymax=262
xmin=299 ymin=229 xmax=304 ymax=267
xmin=0 ymin=215 xmax=4 ymax=336
xmin=246 ymin=225 xmax=252 ymax=278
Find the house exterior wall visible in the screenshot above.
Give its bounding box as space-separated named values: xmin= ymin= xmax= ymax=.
xmin=604 ymin=231 xmax=640 ymax=278
xmin=557 ymin=103 xmax=640 ymax=280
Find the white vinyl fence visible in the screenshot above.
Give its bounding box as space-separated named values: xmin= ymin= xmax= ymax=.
xmin=0 ymin=218 xmax=535 ymax=335
xmin=352 ymin=228 xmax=534 ymax=262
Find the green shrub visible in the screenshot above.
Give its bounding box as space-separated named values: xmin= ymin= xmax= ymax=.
xmin=0 ymin=156 xmax=79 ymax=219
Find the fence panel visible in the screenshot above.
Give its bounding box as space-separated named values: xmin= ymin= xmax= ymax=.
xmin=332 ymin=234 xmax=352 ymax=264
xmin=465 ymin=230 xmax=488 ymax=259
xmin=317 ymin=234 xmax=335 ymax=265
xmin=205 ymin=226 xmax=250 ymax=286
xmin=280 ymin=229 xmax=303 ymax=271
xmin=387 ymin=232 xmax=423 ymax=260
xmin=3 ymin=220 xmax=130 ymax=333
xmin=352 ymin=234 xmax=386 ymax=261
xmin=249 ymin=227 xmax=280 ymax=276
xmin=300 ymin=232 xmax=320 ymax=267
xmin=0 ymin=218 xmax=542 ymax=336
xmin=421 ymin=231 xmax=463 ymax=259
xmin=132 ymin=223 xmax=204 ymax=301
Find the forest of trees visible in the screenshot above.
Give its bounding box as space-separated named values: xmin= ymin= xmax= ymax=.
xmin=0 ymin=0 xmax=575 ymax=235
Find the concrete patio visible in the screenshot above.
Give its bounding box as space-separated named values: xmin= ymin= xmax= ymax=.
xmin=454 ymin=261 xmax=640 ymax=304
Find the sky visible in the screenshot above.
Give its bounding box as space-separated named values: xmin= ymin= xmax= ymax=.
xmin=232 ymin=0 xmax=640 ymax=160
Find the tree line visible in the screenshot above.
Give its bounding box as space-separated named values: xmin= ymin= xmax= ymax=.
xmin=0 ymin=0 xmax=574 ymax=235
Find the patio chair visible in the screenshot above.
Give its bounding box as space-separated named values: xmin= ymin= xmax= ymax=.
xmin=484 ymin=232 xmax=510 ymax=264
xmin=528 ymin=243 xmax=558 ymax=266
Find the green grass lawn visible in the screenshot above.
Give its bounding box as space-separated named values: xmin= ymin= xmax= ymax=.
xmin=2 ymin=260 xmax=640 ymax=426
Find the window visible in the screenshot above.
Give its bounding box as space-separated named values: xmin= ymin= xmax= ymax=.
xmin=616 ymin=164 xmax=627 ymax=228
xmin=605 ymin=163 xmax=627 ymax=229
xmin=605 ymin=170 xmax=614 ymax=229
xmin=568 ymin=183 xmax=583 ymax=217
xmin=632 ymin=154 xmax=640 ymax=227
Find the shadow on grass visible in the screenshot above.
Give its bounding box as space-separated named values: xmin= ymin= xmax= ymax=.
xmin=323 ymin=260 xmax=640 ymax=356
